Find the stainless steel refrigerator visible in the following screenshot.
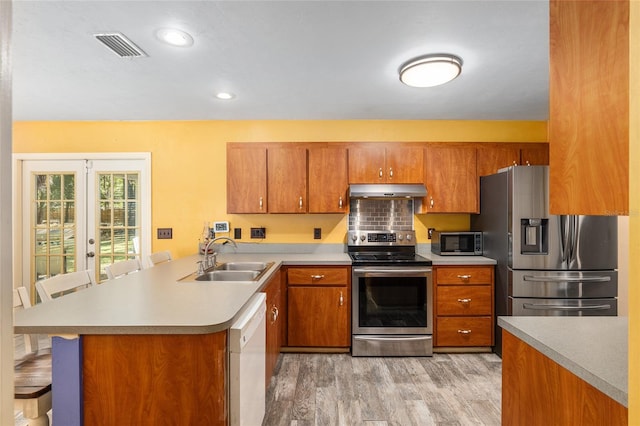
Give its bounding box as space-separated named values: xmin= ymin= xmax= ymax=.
xmin=471 ymin=165 xmax=618 ymax=356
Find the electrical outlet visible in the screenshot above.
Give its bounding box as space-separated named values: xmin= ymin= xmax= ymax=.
xmin=428 ymin=228 xmax=435 ymax=239
xmin=234 ymin=228 xmax=242 ymax=239
xmin=314 ymin=228 xmax=321 ymax=239
xmin=250 ymin=227 xmax=266 ymax=239
xmin=157 ymin=228 xmax=173 ymax=239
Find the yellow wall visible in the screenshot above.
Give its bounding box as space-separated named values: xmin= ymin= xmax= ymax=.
xmin=629 ymin=1 xmax=639 ymax=422
xmin=13 ymin=120 xmax=546 ymax=258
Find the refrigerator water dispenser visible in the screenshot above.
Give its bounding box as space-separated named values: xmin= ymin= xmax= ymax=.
xmin=520 ymin=218 xmax=548 ymax=254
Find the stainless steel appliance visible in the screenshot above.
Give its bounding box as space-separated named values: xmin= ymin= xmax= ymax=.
xmin=349 ymin=230 xmax=433 ymax=356
xmin=431 ymin=231 xmax=483 ymax=256
xmin=471 ymin=166 xmax=618 ymax=356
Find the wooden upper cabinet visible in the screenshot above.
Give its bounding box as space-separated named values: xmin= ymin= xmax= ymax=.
xmin=386 ymin=146 xmax=424 ymax=183
xmin=267 ymin=147 xmax=308 ymax=213
xmin=520 ymin=144 xmax=549 ymax=167
xmin=476 ymin=145 xmax=521 ymax=177
xmin=423 ymin=146 xmax=478 ymax=213
xmin=549 ymin=0 xmax=629 ymax=215
xmin=476 ymin=143 xmax=549 ymax=177
xmin=348 ymin=145 xmax=424 ymax=184
xmin=348 ymin=146 xmax=386 ymax=183
xmin=227 ymin=146 xmax=267 ymax=214
xmin=308 ymin=147 xmax=348 ymax=213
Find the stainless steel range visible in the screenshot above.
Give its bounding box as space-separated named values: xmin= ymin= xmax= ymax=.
xmin=348 ymin=230 xmax=433 ymax=356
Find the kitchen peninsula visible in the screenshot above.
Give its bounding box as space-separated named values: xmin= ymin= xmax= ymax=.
xmin=14 ymin=252 xmax=349 ymax=426
xmin=499 ymin=316 xmax=628 ymax=425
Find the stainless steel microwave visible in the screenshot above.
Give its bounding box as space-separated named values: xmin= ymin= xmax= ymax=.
xmin=431 ymin=231 xmax=483 ymax=256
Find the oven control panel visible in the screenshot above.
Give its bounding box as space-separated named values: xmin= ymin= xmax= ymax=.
xmin=348 ymin=230 xmax=416 ymax=246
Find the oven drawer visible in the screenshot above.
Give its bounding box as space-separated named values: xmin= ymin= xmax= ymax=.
xmin=436 ymin=286 xmax=492 ymax=316
xmin=436 ymin=317 xmax=493 ymax=346
xmin=287 ymin=267 xmax=349 ymax=286
xmin=435 ymin=266 xmax=493 ymax=285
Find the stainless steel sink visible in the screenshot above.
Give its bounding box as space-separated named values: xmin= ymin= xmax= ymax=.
xmin=178 ymin=261 xmax=274 ymax=283
xmin=215 ymin=262 xmax=270 ymax=271
xmin=195 ymin=270 xmax=259 ymax=282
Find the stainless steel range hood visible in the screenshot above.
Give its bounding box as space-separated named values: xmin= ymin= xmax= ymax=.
xmin=348 ymin=184 xmax=427 ymax=199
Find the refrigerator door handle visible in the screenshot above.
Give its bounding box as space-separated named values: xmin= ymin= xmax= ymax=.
xmin=523 ymin=303 xmax=612 ymax=311
xmin=523 ymin=275 xmax=611 ymax=283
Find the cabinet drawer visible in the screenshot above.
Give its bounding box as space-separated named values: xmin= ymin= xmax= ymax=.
xmin=287 ymin=267 xmax=349 ymax=285
xmin=435 ymin=266 xmax=493 ymax=285
xmin=436 ymin=317 xmax=493 ymax=347
xmin=437 ymin=286 xmax=492 ymax=316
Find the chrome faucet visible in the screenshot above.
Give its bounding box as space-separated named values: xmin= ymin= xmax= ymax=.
xmin=202 ymin=237 xmax=238 ymax=270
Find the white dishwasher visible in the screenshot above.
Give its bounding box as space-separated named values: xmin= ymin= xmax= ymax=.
xmin=230 ymin=292 xmax=266 ymax=426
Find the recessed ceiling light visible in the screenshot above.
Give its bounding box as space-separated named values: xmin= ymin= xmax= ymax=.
xmin=215 ymin=92 xmax=235 ymax=100
xmin=399 ymin=54 xmax=463 ymax=88
xmin=155 ymin=28 xmax=194 ymax=47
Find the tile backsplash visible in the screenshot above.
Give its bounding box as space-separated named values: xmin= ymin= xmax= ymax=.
xmin=348 ymin=199 xmax=414 ymax=231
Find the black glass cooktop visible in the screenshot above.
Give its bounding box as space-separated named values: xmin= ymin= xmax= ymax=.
xmin=348 ymin=252 xmax=432 ymax=266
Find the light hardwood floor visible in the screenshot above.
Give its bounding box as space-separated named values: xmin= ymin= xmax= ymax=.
xmin=264 ymin=353 xmax=502 ymax=426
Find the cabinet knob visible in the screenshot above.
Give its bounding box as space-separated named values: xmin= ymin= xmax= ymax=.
xmin=259 ymin=197 xmax=263 ymax=210
xmin=271 ymin=306 xmax=279 ymax=323
xmin=457 ymin=329 xmax=472 ymax=334
xmin=299 ymin=196 xmax=303 ymax=209
xmin=339 ymin=196 xmax=343 ymax=209
xmin=339 ymin=291 xmax=344 ymax=306
xmin=525 ymin=160 xmax=531 ymax=166
xmin=429 ymin=197 xmax=434 ymax=208
xmin=378 ymin=168 xmax=383 ymax=178
xmin=457 ymin=298 xmax=472 ymax=303
xmin=457 ymin=274 xmax=472 ymax=281
xmin=389 ymin=167 xmax=393 ymax=178
xmin=311 ymin=274 xmax=325 ymax=280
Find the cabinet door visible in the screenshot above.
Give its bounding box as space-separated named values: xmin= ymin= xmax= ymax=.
xmin=308 ymin=147 xmax=348 ymax=213
xmin=549 ymin=0 xmax=628 ymax=215
xmin=348 ymin=147 xmax=386 ymax=183
xmin=227 ymin=146 xmax=267 ymax=213
xmin=263 ymin=270 xmax=282 ymax=388
xmin=267 ymin=147 xmax=308 ymax=213
xmin=424 ymin=146 xmax=478 ymax=213
xmin=520 ymin=144 xmax=549 ymax=166
xmin=476 ymin=145 xmax=520 ymax=177
xmin=287 ymin=286 xmax=349 ymax=347
xmin=386 ymin=146 xmax=424 ymax=183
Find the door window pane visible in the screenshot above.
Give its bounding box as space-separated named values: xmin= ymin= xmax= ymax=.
xmin=96 ymin=172 xmax=141 ymax=281
xmin=31 ymin=172 xmax=77 ymax=292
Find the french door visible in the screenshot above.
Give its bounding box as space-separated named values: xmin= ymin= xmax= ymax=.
xmin=15 ymin=154 xmax=151 ymax=300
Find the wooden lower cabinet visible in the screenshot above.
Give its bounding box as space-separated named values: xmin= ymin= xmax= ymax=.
xmin=286 ymin=266 xmax=351 ymax=348
xmin=433 ymin=265 xmax=494 ymax=349
xmin=502 ymin=330 xmax=627 ymax=425
xmin=263 ymin=269 xmax=284 ymax=388
xmin=83 ymin=333 xmax=227 ymax=425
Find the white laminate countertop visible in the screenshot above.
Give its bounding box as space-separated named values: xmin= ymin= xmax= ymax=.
xmin=14 ymin=253 xmax=350 ymax=336
xmin=498 ymin=316 xmax=628 ymax=407
xmin=422 ymin=253 xmax=497 ymax=265
xmin=14 ymin=249 xmax=494 ymax=336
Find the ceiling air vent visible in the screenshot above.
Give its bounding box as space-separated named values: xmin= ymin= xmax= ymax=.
xmin=94 ymin=32 xmax=147 ymax=58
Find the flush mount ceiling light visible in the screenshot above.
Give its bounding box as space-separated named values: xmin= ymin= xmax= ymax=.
xmin=215 ymin=92 xmax=235 ymax=100
xmin=155 ymin=28 xmax=194 ymax=47
xmin=399 ymin=54 xmax=463 ymax=88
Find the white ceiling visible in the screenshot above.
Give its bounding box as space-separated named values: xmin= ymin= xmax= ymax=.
xmin=11 ymin=1 xmax=549 ymax=121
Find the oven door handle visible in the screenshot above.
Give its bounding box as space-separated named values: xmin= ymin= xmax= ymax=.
xmin=353 ymin=268 xmax=432 ymax=277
